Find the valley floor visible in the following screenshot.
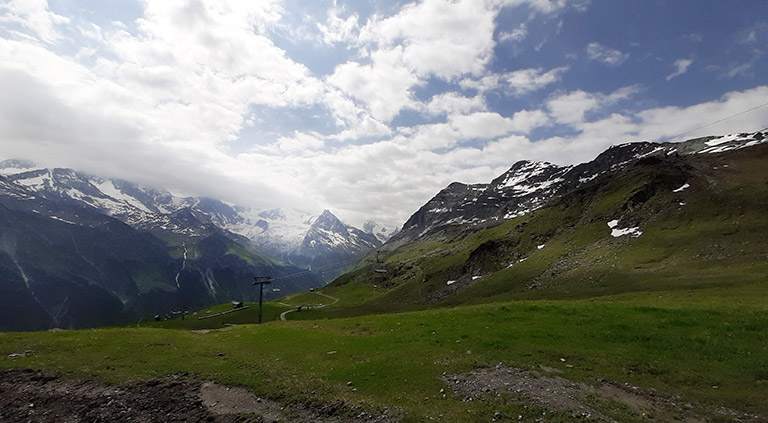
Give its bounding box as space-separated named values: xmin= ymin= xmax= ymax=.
xmin=1 ymin=285 xmax=767 ymax=423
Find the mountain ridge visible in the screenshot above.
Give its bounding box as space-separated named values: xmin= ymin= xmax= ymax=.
xmin=387 ymin=131 xmax=766 ymax=249
xmin=320 ymin=131 xmax=768 ymax=316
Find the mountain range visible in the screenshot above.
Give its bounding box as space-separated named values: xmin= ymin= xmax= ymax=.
xmin=1 ymin=130 xmax=764 ymax=330
xmin=389 ymin=131 xmax=766 ymax=247
xmin=0 ymin=161 xmax=393 ymax=330
xmin=327 ymin=130 xmax=768 ymax=312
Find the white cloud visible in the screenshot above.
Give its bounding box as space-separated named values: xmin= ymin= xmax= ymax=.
xmin=547 ymin=86 xmax=639 ymax=127
xmin=0 ymin=0 xmax=69 ymax=43
xmin=666 ymin=58 xmax=693 ymax=81
xmin=724 ymin=61 xmax=755 ymax=79
xmin=317 ymin=2 xmax=360 ymax=45
xmin=586 ymin=42 xmax=628 ymax=66
xmin=425 ymin=92 xmax=486 ymax=116
xmin=499 ymin=23 xmax=527 ymax=43
xmin=0 ymin=1 xmax=328 ymax=211
xmin=329 ymin=115 xmax=393 ymax=142
xmin=259 ymin=131 xmax=325 ymax=156
xmin=547 ymin=90 xmax=600 ymax=125
xmin=507 ymin=109 xmax=551 ymax=133
xmin=636 ymin=86 xmax=768 ymax=142
xmin=360 ymin=0 xmax=497 ymax=79
xmin=327 ymin=47 xmax=420 ymax=122
xmin=449 ymin=112 xmax=517 ymax=140
xmin=460 ymin=74 xmax=501 ymax=93
xmin=402 ymin=122 xmax=460 ymax=151
xmin=503 ymin=66 xmax=568 ymax=95
xmin=448 ymin=109 xmax=549 ymax=140
xmin=496 ymin=0 xmax=574 ymax=15
xmin=460 ymin=66 xmax=568 ymax=97
xmin=536 ymin=85 xmax=768 ymax=165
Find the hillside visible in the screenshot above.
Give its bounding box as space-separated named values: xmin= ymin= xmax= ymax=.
xmin=0 ymin=170 xmax=324 ymax=331
xmin=317 ymin=134 xmax=768 ymax=315
xmin=1 ymin=290 xmax=766 ymax=422
xmin=0 ymin=159 xmax=393 ymax=331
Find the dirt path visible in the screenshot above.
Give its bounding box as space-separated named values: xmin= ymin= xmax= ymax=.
xmin=0 ymin=369 xmax=391 ymax=423
xmin=280 ymin=291 xmax=340 ymax=321
xmin=445 ymin=364 xmax=764 ymax=422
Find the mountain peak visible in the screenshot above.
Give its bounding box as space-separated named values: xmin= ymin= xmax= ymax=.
xmin=312 ymin=209 xmax=347 ymax=234
xmin=0 ymin=159 xmax=38 ymax=175
xmin=319 ymin=209 xmax=337 ymax=219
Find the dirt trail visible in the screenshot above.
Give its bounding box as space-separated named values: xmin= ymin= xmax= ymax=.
xmin=280 ymin=291 xmax=340 ymax=321
xmin=0 ymin=369 xmax=390 ymax=423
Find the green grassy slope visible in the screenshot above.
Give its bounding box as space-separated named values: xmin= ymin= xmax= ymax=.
xmin=1 ymin=293 xmax=766 ymax=422
xmin=311 ymin=144 xmax=768 ymax=318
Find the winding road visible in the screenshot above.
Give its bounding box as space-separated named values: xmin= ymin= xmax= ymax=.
xmin=279 ymin=291 xmax=339 ymax=321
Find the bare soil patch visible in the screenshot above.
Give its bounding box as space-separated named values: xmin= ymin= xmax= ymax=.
xmin=0 ymin=369 xmax=391 ymax=423
xmin=444 ymin=364 xmax=763 ymax=422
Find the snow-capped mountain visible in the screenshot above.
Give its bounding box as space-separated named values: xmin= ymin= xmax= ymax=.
xmin=389 ymin=131 xmax=767 ymax=247
xmin=222 ymin=207 xmax=318 ymax=256
xmin=0 ymin=173 xmax=325 ymax=331
xmin=363 ymin=220 xmax=400 ymax=243
xmin=0 ymin=160 xmax=380 ymax=277
xmin=287 ymin=210 xmax=381 ymax=273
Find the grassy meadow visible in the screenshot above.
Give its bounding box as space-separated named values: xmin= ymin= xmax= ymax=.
xmin=2 ymin=285 xmax=767 ymax=422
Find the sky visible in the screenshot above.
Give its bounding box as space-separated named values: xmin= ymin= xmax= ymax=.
xmin=1 ymin=0 xmax=767 ymax=229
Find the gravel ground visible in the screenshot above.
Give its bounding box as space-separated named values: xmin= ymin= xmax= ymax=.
xmin=0 ymin=369 xmax=392 ymax=423
xmin=444 ymin=364 xmax=764 ymax=422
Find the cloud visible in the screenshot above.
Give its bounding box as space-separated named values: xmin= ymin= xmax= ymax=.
xmin=258 ymin=131 xmax=325 ymax=156
xmin=326 ymin=47 xmax=420 ymax=122
xmin=586 ymin=42 xmax=628 ymax=66
xmin=536 ymin=85 xmax=768 ymax=165
xmin=683 ymin=33 xmax=703 ymax=42
xmin=0 ymin=0 xmax=69 ymax=43
xmin=738 ymin=22 xmax=766 ymax=45
xmin=724 ymin=61 xmax=755 ymax=79
xmin=450 ymin=112 xmax=516 ymax=140
xmin=0 ymin=1 xmax=325 ymax=210
xmin=499 ymin=23 xmax=527 ymax=43
xmin=425 ymin=92 xmax=486 ymax=116
xmin=459 ymin=74 xmax=501 ymax=93
xmin=666 ymin=58 xmax=693 ymax=81
xmin=317 ymin=3 xmax=360 ymax=45
xmin=496 ymin=0 xmax=577 ymax=15
xmin=547 ymin=86 xmax=639 ymax=126
xmin=637 ymin=86 xmax=768 ymax=142
xmin=503 ymin=66 xmax=568 ymax=95
xmin=360 ymin=0 xmax=498 ymax=79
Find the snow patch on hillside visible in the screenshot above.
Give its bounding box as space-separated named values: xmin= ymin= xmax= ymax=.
xmin=608 ymin=220 xmax=642 ymax=237
xmin=95 ymin=181 xmax=153 ymax=213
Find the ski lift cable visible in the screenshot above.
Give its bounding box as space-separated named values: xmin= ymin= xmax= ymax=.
xmin=661 ymin=100 xmax=768 ymax=142
xmin=270 ymin=255 xmax=366 ymax=281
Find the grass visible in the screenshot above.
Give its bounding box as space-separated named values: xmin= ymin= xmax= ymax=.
xmin=1 ymin=290 xmax=767 ymax=422
xmin=137 ymin=302 xmax=291 ymax=329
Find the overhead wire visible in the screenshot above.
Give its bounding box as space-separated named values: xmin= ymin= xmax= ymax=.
xmin=270 ymin=254 xmax=367 ymax=282
xmin=661 ymin=100 xmax=768 ymax=142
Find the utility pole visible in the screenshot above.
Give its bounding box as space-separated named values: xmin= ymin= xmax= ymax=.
xmin=253 ymin=276 xmax=273 ymax=324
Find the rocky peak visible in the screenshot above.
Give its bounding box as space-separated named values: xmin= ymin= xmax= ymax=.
xmin=311 ymin=209 xmax=349 ymax=236
xmin=388 ymin=130 xmax=768 ymax=247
